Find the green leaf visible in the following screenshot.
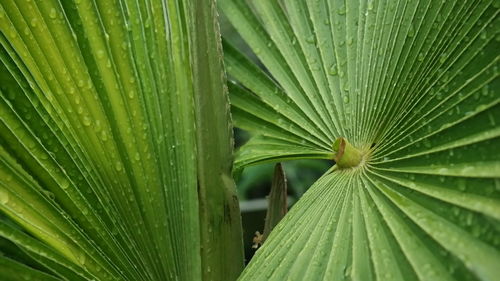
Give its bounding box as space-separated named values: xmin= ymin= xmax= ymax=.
xmin=0 ymin=0 xmax=241 ymax=280
xmin=221 ymin=0 xmax=500 ymax=280
xmin=0 ymin=255 xmax=62 ymax=281
xmin=189 ymin=0 xmax=244 ymax=279
xmin=262 ymin=163 xmax=287 ymax=242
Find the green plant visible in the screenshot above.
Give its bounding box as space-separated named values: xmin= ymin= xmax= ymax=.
xmin=0 ymin=1 xmax=242 ymax=280
xmin=221 ymin=0 xmax=500 ymax=280
xmin=0 ymin=1 xmax=499 ymax=281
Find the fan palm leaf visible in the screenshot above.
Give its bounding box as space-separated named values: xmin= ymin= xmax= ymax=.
xmin=220 ymin=0 xmax=500 ymax=280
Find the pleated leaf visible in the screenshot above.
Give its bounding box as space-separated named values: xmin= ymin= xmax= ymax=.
xmin=220 ymin=0 xmax=500 ymax=280
xmin=0 ymin=0 xmax=242 ymax=281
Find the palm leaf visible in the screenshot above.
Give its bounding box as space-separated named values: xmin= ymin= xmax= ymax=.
xmin=220 ymin=0 xmax=500 ymax=280
xmin=0 ymin=0 xmax=242 ymax=280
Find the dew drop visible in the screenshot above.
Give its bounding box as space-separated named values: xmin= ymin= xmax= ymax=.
xmin=115 ymin=162 xmax=123 ymax=171
xmin=480 ymin=31 xmax=487 ymax=40
xmin=337 ymin=6 xmax=346 ymax=15
xmin=439 ymin=54 xmax=447 ymax=64
xmin=82 ymin=116 xmax=91 ymax=126
xmin=96 ymin=50 xmax=105 ymax=59
xmin=367 ymin=1 xmax=374 ymax=11
xmin=306 ymin=35 xmax=315 ymax=43
xmin=78 ymin=252 xmax=86 ymax=266
xmin=49 ymin=8 xmax=57 ymax=19
xmin=344 ymin=265 xmax=352 ymax=277
xmin=60 ymin=179 xmax=70 ymax=189
xmin=407 ymin=24 xmax=415 ymax=37
xmin=100 ymin=131 xmax=108 ymax=141
xmin=0 ymin=189 xmax=9 ymax=204
xmin=328 ymin=64 xmax=338 ymax=75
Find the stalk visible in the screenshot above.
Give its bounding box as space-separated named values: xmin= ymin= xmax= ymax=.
xmin=188 ymin=0 xmax=245 ymax=280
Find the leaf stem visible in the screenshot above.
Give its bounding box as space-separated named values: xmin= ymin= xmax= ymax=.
xmin=333 ymin=137 xmax=363 ymax=169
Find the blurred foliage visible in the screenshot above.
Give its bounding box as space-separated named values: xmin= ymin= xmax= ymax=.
xmin=236 ymin=160 xmax=331 ymax=201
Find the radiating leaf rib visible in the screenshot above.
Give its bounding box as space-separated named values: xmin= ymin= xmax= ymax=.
xmin=219 ymin=0 xmax=333 ymax=143
xmin=286 ymin=0 xmax=344 ymax=137
xmin=343 ymin=0 xmax=360 ymax=137
xmin=357 ymin=0 xmax=392 ymax=143
xmin=363 ymin=178 xmax=454 ymax=281
xmin=1 ymin=0 xmax=164 ymax=276
xmin=376 ymin=2 xmax=498 ymax=148
xmin=374 ymin=179 xmax=500 ymax=281
xmin=234 ymin=135 xmax=332 ymax=171
xmin=321 ymin=177 xmax=353 ymax=281
xmin=280 ymin=185 xmax=348 ymax=280
xmin=239 ymin=172 xmax=350 ymax=280
xmin=223 ymin=41 xmax=331 ymax=147
xmin=377 ymin=102 xmax=500 ymax=162
xmin=0 ymin=46 xmax=144 ymax=279
xmin=229 ymin=82 xmax=329 ymax=150
xmin=358 ymin=180 xmax=408 ymax=281
xmin=346 ymin=179 xmax=373 ymax=281
xmin=363 ymin=0 xmax=419 ymax=143
xmin=377 ymin=161 xmax=500 ymax=178
xmin=0 ymin=220 xmax=94 ymax=281
xmin=231 ymin=107 xmax=314 ymax=147
xmin=374 ymin=137 xmax=500 ymax=178
xmin=371 ymin=0 xmax=454 ymax=139
xmin=251 ymin=0 xmax=337 ymax=138
xmin=223 ymin=0 xmax=500 ymax=280
xmin=0 ymin=255 xmax=62 ymax=281
xmin=0 ymin=145 xmax=119 ymax=279
xmin=370 ymin=170 xmax=500 ymax=221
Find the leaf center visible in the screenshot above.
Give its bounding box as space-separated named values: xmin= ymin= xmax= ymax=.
xmin=333 ymin=137 xmax=364 ymax=169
